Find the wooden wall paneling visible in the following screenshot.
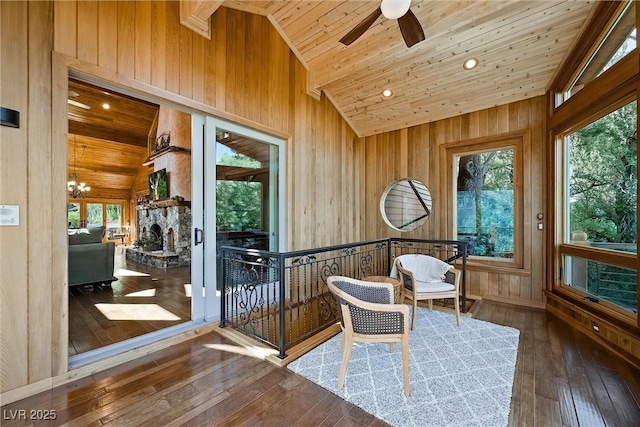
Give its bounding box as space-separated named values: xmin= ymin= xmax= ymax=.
xmin=259 ymin=18 xmax=272 ymax=127
xmin=165 ymin=1 xmax=180 ymax=94
xmin=322 ymin=106 xmax=334 ymax=244
xmin=288 ymin=60 xmax=302 ymax=250
xmin=191 ymin=28 xmax=205 ymax=104
xmin=212 ymin=7 xmax=226 ymax=111
xmin=509 ymin=275 xmax=522 ymax=300
xmin=97 ymin=1 xmax=118 ymax=71
xmin=496 ymin=104 xmax=510 ymax=134
xmin=530 ymin=96 xmax=546 ymax=301
xmin=27 ymin=0 xmax=54 ymax=384
xmin=265 ymin=13 xmax=282 ymax=127
xmin=363 ymin=97 xmax=546 ymax=303
xmin=77 ymin=1 xmax=98 ymax=65
xmin=52 ymin=54 xmax=69 ymax=378
xmin=179 ymin=19 xmax=193 ymax=99
xmin=116 ymin=1 xmax=135 ymax=78
xmin=0 ymin=0 xmax=29 ymax=393
xmin=305 ymin=99 xmax=318 ymax=248
xmin=468 ymin=111 xmax=480 ymax=140
xmin=3 ymin=0 xmax=367 ymax=399
xmin=246 ymin=13 xmax=261 ymax=123
xmin=203 ymin=17 xmax=216 ymax=106
xmin=53 ymin=1 xmax=76 ymax=57
xmin=134 ymin=0 xmax=152 ymax=85
xmin=150 ymin=1 xmax=167 ymax=90
xmin=226 ymin=9 xmax=244 ymax=117
xmin=315 ymin=99 xmax=328 ymax=248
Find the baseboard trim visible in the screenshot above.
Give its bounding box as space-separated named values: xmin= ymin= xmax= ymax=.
xmin=480 ymin=294 xmax=546 ymax=310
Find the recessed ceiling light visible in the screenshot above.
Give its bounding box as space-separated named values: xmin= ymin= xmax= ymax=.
xmin=463 ymin=58 xmax=479 ymax=70
xmin=382 ymin=89 xmax=393 ymax=97
xmin=102 ymin=103 xmax=110 ymax=110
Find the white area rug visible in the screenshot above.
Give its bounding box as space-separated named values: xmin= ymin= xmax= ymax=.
xmin=288 ymin=307 xmax=520 ymax=427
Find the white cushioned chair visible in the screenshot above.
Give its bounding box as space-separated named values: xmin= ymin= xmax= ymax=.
xmin=327 ymin=276 xmax=410 ymax=396
xmin=393 ymin=254 xmax=461 ymax=329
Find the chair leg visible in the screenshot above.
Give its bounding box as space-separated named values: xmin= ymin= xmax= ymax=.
xmin=337 ymin=336 xmax=353 ymax=390
xmin=401 ymin=336 xmax=410 ymax=397
xmin=388 ymin=343 xmax=395 ymax=353
xmin=454 ymin=295 xmax=460 ymax=326
xmin=428 ymin=299 xmax=433 ymax=311
xmin=411 ymin=299 xmax=417 ymax=330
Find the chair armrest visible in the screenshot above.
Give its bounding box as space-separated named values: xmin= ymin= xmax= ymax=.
xmin=447 ymin=268 xmax=462 ymax=293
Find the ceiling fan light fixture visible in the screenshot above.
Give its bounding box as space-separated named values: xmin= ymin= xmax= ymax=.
xmin=381 ymin=0 xmax=411 ymax=19
xmin=463 ymin=58 xmax=479 ymax=70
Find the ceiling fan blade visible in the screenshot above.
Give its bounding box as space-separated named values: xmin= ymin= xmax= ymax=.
xmin=339 ymin=7 xmax=383 ymax=46
xmin=397 ymin=9 xmax=425 ymax=48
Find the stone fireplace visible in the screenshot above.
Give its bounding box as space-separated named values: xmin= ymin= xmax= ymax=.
xmin=127 ymin=201 xmax=191 ymax=268
xmin=126 ymin=105 xmax=193 ymax=268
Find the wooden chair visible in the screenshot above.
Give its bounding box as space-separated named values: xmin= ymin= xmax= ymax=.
xmin=327 ymin=276 xmax=410 ymax=397
xmin=394 ymin=254 xmax=462 ymax=330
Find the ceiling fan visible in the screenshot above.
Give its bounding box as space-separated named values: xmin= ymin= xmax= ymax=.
xmin=339 ymin=0 xmax=425 ymax=48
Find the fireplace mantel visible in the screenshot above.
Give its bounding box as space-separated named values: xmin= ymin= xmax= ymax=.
xmin=137 ymin=199 xmax=191 ymax=210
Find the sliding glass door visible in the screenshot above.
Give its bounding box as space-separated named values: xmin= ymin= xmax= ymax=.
xmin=201 ymin=117 xmax=286 ymax=320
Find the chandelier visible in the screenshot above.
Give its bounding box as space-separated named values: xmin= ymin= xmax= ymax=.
xmin=68 ymin=135 xmax=90 ymax=198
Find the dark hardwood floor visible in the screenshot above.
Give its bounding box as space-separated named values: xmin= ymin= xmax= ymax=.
xmin=4 ymin=300 xmax=640 ymax=426
xmin=68 ymin=246 xmax=191 ymax=355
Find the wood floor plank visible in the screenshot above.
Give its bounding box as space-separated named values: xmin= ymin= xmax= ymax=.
xmin=598 ymin=368 xmax=640 ymax=427
xmin=2 ymin=300 xmax=639 ymax=427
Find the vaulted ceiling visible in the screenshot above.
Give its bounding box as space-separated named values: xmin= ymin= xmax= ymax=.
xmin=182 ymin=0 xmax=597 ymax=137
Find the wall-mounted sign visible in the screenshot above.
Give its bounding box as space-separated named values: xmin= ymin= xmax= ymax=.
xmin=0 ymin=205 xmax=19 ymax=226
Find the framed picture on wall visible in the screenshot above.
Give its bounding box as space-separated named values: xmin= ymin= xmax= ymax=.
xmin=149 ymin=169 xmax=168 ymax=201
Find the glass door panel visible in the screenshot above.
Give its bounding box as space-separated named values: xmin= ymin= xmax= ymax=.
xmin=203 ymin=117 xmax=285 ymax=320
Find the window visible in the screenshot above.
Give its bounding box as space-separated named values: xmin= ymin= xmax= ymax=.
xmin=86 ymin=203 xmax=103 ymax=228
xmin=456 ymin=149 xmax=515 ymax=258
xmin=563 ymin=255 xmax=637 ymax=314
xmin=561 ymin=101 xmax=637 ymax=313
xmin=68 ymin=203 xmax=80 ymax=228
xmin=106 ymin=204 xmax=122 ymax=229
xmin=565 ymin=101 xmax=637 ymax=250
xmin=445 ymin=132 xmax=524 ymax=266
xmin=562 ymin=1 xmax=636 ymax=103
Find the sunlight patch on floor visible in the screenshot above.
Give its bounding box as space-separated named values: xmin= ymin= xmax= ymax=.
xmin=125 ymin=289 xmax=157 ymax=297
xmin=114 ymin=268 xmax=150 ymax=277
xmin=204 ymin=343 xmax=278 ymax=360
xmin=95 ymin=303 xmax=181 ymax=321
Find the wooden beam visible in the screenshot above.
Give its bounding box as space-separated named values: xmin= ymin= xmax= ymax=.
xmin=179 ymin=1 xmax=224 ymax=40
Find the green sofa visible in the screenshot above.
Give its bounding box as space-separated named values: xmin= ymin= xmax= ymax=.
xmin=68 ymin=226 xmax=116 ymax=287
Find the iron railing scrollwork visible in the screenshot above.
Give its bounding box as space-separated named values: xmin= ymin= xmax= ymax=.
xmin=220 ymin=238 xmax=468 ymax=359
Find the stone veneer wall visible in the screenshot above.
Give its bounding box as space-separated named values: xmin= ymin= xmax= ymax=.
xmin=138 ymin=205 xmax=191 ymax=266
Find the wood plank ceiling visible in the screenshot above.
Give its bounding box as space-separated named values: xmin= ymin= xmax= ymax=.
xmin=67 ymin=79 xmax=158 ymax=200
xmin=193 ymin=0 xmax=598 ymax=137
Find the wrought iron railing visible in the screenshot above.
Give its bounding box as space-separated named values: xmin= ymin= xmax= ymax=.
xmin=220 ymin=238 xmax=468 ymax=358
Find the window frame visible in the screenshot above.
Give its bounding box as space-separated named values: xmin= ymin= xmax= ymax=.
xmin=442 ymin=131 xmax=527 ymax=269
xmin=550 ymin=1 xmax=634 ymax=108
xmin=554 ymin=93 xmax=638 ymax=323
xmin=549 ymin=0 xmax=639 ymax=325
